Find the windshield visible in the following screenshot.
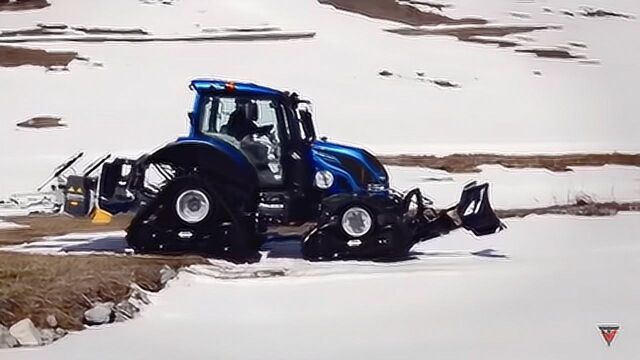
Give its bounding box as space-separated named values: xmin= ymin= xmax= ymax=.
xmin=198 ymin=94 xmax=284 ymax=185
xmin=200 ymin=95 xmax=281 ymax=141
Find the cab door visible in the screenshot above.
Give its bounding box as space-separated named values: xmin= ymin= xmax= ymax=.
xmin=279 ymin=102 xmax=318 ymax=221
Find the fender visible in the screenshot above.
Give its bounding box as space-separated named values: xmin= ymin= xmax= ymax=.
xmin=147 ymin=140 xmax=259 ymax=210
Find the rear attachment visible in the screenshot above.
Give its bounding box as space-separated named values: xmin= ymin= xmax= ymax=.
xmin=302 ymin=182 xmax=504 ymax=260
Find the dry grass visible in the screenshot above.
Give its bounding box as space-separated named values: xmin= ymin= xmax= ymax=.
xmin=378 ymin=153 xmax=640 ymax=173
xmin=0 ymin=214 xmax=133 ymax=246
xmin=0 ymin=253 xmax=205 ymax=330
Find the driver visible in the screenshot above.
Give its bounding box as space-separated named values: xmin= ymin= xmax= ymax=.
xmin=226 ymin=99 xmax=258 ymax=141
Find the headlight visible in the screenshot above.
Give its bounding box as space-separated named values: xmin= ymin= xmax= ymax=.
xmin=314 ymin=170 xmax=334 ymax=189
xmin=341 ymin=206 xmax=373 ymax=237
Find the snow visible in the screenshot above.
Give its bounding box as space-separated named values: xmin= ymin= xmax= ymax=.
xmin=1 ymin=0 xmax=639 ymax=193
xmin=5 ymin=214 xmax=640 ymax=359
xmin=4 ymin=163 xmax=638 ymax=255
xmin=1 ymin=0 xmax=639 ymax=357
xmin=390 ymin=165 xmax=640 ymax=209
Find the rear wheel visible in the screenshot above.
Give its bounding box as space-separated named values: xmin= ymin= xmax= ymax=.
xmin=126 ymin=175 xmax=259 ymax=261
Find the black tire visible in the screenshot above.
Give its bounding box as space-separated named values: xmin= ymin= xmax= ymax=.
xmin=126 ymin=175 xmax=259 ymax=261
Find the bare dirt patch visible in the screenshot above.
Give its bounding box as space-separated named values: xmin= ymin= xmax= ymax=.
xmin=515 ymin=47 xmax=584 ymax=59
xmin=496 ymin=201 xmax=640 ymax=218
xmin=0 ymin=252 xmax=204 ymax=330
xmin=398 ymin=0 xmax=451 ymax=12
xmin=580 ymin=7 xmax=634 ymax=19
xmin=0 ymin=45 xmax=81 ymax=69
xmin=0 ymin=0 xmax=49 ymax=12
xmin=0 ymin=24 xmax=149 ymax=37
xmin=318 ymin=1 xmax=591 ymax=61
xmin=378 ymin=153 xmax=640 ymax=173
xmin=16 ymin=116 xmax=66 ymax=129
xmin=71 ymin=26 xmax=149 ymax=36
xmin=386 ymin=24 xmax=559 ymax=48
xmin=318 ymin=0 xmax=485 ymax=26
xmin=0 ymin=215 xmax=133 ymax=246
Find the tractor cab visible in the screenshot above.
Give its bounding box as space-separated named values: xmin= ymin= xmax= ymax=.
xmin=187 ymin=79 xmax=320 ymax=223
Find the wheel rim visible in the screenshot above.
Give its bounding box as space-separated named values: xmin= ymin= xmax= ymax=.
xmin=341 ymin=206 xmax=372 ymax=238
xmin=176 ymin=189 xmax=210 ymax=224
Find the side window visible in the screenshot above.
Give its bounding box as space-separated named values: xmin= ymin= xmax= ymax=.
xmin=200 ymin=97 xmax=215 ymax=134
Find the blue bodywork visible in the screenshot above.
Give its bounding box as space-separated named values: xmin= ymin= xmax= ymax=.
xmin=182 ymin=79 xmax=388 ymax=195
xmin=310 ymin=140 xmax=388 ymax=194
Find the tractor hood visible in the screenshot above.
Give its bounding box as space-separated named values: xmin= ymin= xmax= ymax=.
xmin=311 ymin=140 xmax=389 ymax=193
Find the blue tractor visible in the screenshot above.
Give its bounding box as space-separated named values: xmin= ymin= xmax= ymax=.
xmin=72 ymin=79 xmax=504 ymax=261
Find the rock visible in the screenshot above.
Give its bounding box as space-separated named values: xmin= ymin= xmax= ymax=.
xmin=159 ymin=265 xmax=177 ymax=285
xmin=378 ymin=70 xmax=393 ymax=77
xmin=83 ymin=302 xmax=114 ymax=325
xmin=0 ymin=325 xmax=18 ymax=349
xmin=46 ymin=314 xmax=58 ymax=328
xmin=40 ymin=327 xmax=67 ymax=345
xmin=114 ymin=300 xmax=139 ymax=322
xmin=40 ymin=328 xmax=56 ymax=345
xmin=130 ymin=285 xmax=151 ymax=305
xmin=9 ymin=319 xmax=42 ymax=346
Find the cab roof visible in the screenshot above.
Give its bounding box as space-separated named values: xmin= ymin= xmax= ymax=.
xmin=190 ymin=79 xmax=284 ymax=97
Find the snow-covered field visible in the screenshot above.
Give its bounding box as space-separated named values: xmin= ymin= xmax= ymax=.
xmin=1 ymin=0 xmax=639 ymax=193
xmin=5 ymin=214 xmax=639 ymax=359
xmin=2 ymin=0 xmax=639 ymax=358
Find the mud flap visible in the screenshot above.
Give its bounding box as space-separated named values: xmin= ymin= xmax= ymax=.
xmin=455 ymin=182 xmax=504 ymax=236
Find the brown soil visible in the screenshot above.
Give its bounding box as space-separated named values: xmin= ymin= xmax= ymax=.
xmin=378 ymin=152 xmax=640 ymax=173
xmin=515 ymin=48 xmax=584 ymax=59
xmin=0 ymin=215 xmax=133 ymax=246
xmin=0 ymin=0 xmax=49 ymax=12
xmin=0 ymin=25 xmax=148 ymax=37
xmin=0 ymin=27 xmax=60 ymax=37
xmin=16 ymin=116 xmax=66 ymax=129
xmin=580 ymin=8 xmax=634 ymax=19
xmin=399 ymin=0 xmax=451 ymax=12
xmin=386 ymin=24 xmax=558 ymax=48
xmin=318 ymin=1 xmax=580 ymax=60
xmin=0 ymin=31 xmax=316 ymax=44
xmin=0 ymin=252 xmax=204 ymax=330
xmin=71 ymin=26 xmax=149 ymax=35
xmin=0 ymin=45 xmax=80 ymax=69
xmin=496 ymin=201 xmax=640 ymax=218
xmin=318 ymin=0 xmax=485 ymax=26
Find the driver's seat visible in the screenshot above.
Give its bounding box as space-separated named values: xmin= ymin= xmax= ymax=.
xmin=240 ymin=136 xmax=282 ymax=188
xmin=226 ymin=108 xmax=255 ymax=141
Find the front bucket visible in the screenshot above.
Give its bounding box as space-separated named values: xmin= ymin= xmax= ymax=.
xmin=456 ymin=182 xmax=504 ymax=236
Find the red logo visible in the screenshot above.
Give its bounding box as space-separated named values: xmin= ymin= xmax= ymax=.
xmin=597 ymin=324 xmax=620 ymax=347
